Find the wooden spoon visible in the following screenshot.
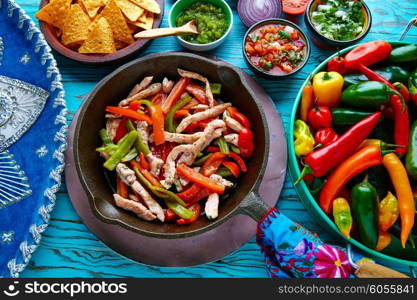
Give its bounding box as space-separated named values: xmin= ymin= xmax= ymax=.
xmin=134 ymin=20 xmax=199 ymax=39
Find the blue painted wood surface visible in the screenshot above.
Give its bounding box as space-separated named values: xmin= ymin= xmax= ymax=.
xmin=17 ymin=0 xmax=417 ymax=277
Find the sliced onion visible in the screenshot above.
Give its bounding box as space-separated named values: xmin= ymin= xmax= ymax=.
xmin=237 ymin=0 xmax=283 ymax=27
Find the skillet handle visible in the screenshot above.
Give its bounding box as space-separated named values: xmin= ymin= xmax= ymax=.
xmin=234 ymin=191 xmax=271 ymax=222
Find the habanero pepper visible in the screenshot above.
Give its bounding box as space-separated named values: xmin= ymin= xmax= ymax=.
xmin=238 ymin=127 xmax=254 ymax=159
xmin=406 ymin=121 xmax=417 ymax=180
xmin=351 ymin=176 xmax=379 ymax=249
xmin=332 ymin=197 xmax=352 ymax=239
xmin=293 ymin=120 xmax=315 ymax=157
xmin=300 ymin=79 xmax=314 ymax=122
xmin=307 ymin=106 xmax=332 ymax=130
xmin=296 ymin=112 xmax=381 ymax=184
xmin=383 ymin=153 xmax=415 ymax=248
xmin=319 ymin=145 xmax=384 ymax=214
xmin=344 ymin=40 xmax=392 ymax=70
xmin=378 ymin=191 xmax=399 ymax=232
xmin=315 ymin=128 xmax=338 ymax=147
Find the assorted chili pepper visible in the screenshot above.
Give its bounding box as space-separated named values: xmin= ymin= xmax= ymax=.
xmin=293 ymin=120 xmax=314 ymax=157
xmin=332 ymin=197 xmax=352 ymax=239
xmin=307 ymin=106 xmax=332 ymax=130
xmin=314 ymin=128 xmax=338 ymax=147
xmin=312 ymin=71 xmax=344 ymax=108
xmin=299 ymin=79 xmax=314 ymax=122
xmin=378 ymin=191 xmax=399 ymax=232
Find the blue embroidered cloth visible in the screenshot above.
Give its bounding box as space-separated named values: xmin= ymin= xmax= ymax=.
xmin=0 ymin=0 xmax=66 ymax=277
xmin=257 ymin=209 xmax=363 ymax=278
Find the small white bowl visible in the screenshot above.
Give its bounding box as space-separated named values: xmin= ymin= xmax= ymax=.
xmin=168 ymin=0 xmax=234 ymax=52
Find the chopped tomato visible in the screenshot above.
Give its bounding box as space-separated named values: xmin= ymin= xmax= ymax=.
xmin=282 ymin=0 xmax=309 ymax=15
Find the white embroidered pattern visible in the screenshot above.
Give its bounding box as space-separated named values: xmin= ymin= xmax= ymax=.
xmin=1 ymin=231 xmax=14 ymax=244
xmin=19 ymin=52 xmax=30 ymax=64
xmin=0 ymin=37 xmax=3 ymax=66
xmin=35 ymin=145 xmax=48 ymax=158
xmin=3 ymin=0 xmax=67 ymax=278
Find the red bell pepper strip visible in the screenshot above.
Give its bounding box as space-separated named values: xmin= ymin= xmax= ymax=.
xmin=130 ymin=160 xmax=161 ymax=187
xmin=114 ymin=118 xmax=128 ymax=143
xmin=151 ymin=93 xmax=165 ymax=105
xmin=238 ymin=128 xmax=254 ymax=159
xmin=174 ymin=109 xmax=190 ymax=119
xmin=177 ymin=163 xmax=225 ymax=194
xmin=227 ymin=107 xmax=251 ymax=128
xmin=139 ymin=152 xmax=150 ymax=171
xmin=320 ymin=145 xmax=384 ymax=214
xmin=161 ymin=77 xmax=190 ymax=114
xmin=184 ymin=118 xmax=216 ymax=133
xmin=300 ymin=79 xmax=314 ymax=122
xmin=165 ymin=208 xmax=179 ymax=222
xmin=222 ymin=161 xmax=240 ymax=177
xmin=315 ymin=128 xmax=339 ymax=147
xmin=177 ymin=203 xmax=202 ymax=225
xmin=229 ymin=152 xmax=247 ymax=172
xmin=344 ymin=41 xmax=392 ymax=70
xmin=128 ymin=100 xmax=142 ymax=112
xmin=296 ymin=112 xmax=381 ymax=183
xmin=149 ymin=104 xmax=165 ymax=145
xmin=177 ymin=183 xmax=211 ymax=205
xmin=106 ymin=107 xmax=153 ymax=124
xmin=202 ymin=152 xmax=227 ymax=177
xmin=117 ymin=176 xmax=128 ymax=198
xmin=186 ymin=83 xmax=209 ymax=104
xmin=327 ymin=54 xmax=346 ymax=75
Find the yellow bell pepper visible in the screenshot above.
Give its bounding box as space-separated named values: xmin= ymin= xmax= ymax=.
xmin=313 ymin=71 xmax=344 ymax=108
xmin=294 ymin=120 xmax=314 ymax=157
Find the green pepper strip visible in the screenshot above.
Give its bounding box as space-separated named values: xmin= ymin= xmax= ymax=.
xmin=122 ymin=148 xmax=138 ymax=162
xmin=164 ymin=199 xmax=194 ymax=219
xmin=193 ymin=153 xmax=212 ymax=166
xmin=99 ymin=129 xmax=112 ymax=145
xmin=103 ymin=131 xmax=138 ymax=171
xmin=166 ymin=96 xmax=192 ymax=133
xmin=133 ymin=167 xmax=187 ymax=207
xmin=96 ymin=144 xmax=118 ymax=154
xmin=210 ymin=83 xmax=222 ymax=95
xmin=126 ymin=119 xmax=151 ymax=155
xmin=216 ymin=137 xmax=229 ymax=155
xmin=138 ymin=99 xmax=154 ymax=108
xmin=230 ymin=144 xmax=240 ymax=154
xmin=216 ymin=167 xmax=233 ymax=178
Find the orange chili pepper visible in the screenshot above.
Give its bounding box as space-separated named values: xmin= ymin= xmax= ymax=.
xmin=375 ymin=231 xmax=392 ymax=252
xmin=300 ymin=80 xmax=314 ymax=122
xmin=382 ymin=153 xmax=415 ymax=248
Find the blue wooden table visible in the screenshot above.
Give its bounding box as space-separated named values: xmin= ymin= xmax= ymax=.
xmin=18 ymin=0 xmax=417 ymax=277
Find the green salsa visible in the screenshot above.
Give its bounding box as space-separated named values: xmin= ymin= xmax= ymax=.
xmin=311 ymin=0 xmax=365 ymax=41
xmin=175 ymin=1 xmax=228 ymax=44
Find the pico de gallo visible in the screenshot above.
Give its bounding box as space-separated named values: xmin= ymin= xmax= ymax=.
xmin=245 ymin=23 xmax=307 ymax=75
xmin=97 ymin=69 xmax=254 ymax=225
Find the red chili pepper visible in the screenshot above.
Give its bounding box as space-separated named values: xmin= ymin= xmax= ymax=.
xmin=307 ymin=106 xmax=332 ymax=130
xmin=227 ymin=107 xmax=251 ymax=128
xmin=320 ymin=145 xmax=383 ymax=214
xmin=344 ymin=41 xmax=392 ymax=70
xmin=315 ymin=128 xmax=339 ymax=147
xmin=238 ymin=128 xmax=254 ymax=159
xmin=222 ymin=161 xmax=240 ymax=177
xmin=202 ymin=152 xmax=227 ymax=177
xmin=114 ymin=118 xmax=128 ymax=143
xmin=296 ymin=112 xmax=381 ymax=183
xmin=186 ymin=83 xmax=208 ymax=104
xmin=394 ymin=82 xmax=410 ymax=103
xmin=161 ymin=77 xmax=190 ymax=114
xmin=177 ymin=203 xmax=202 ymax=225
xmin=327 ymin=54 xmax=346 ymax=75
xmin=177 ymin=183 xmax=211 ymax=205
xmin=229 ymin=152 xmax=247 ymax=172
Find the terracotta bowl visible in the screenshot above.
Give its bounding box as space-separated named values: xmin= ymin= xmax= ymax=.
xmin=74 ymin=52 xmax=271 ymax=239
xmin=38 ymin=0 xmax=164 ymax=64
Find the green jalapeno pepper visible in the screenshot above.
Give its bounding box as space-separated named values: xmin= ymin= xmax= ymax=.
xmin=331 ymin=108 xmax=375 ymax=126
xmin=389 ymin=44 xmax=417 ymax=63
xmin=341 ymin=81 xmax=401 ymax=107
xmin=103 ymin=131 xmax=138 ymax=171
xmin=351 ymin=176 xmax=379 ymax=249
xmin=406 ymin=121 xmax=417 ymax=180
xmin=293 ymin=120 xmax=315 ymax=157
xmin=166 ymin=96 xmax=192 ymax=133
xmin=344 ymin=66 xmax=410 ymax=87
xmin=126 ymin=119 xmax=151 ymax=155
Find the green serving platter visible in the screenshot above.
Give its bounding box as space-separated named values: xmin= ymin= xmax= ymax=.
xmin=288 ymin=41 xmax=417 ymax=271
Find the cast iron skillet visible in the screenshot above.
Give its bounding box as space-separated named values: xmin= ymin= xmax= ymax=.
xmin=74 ymin=52 xmax=271 ymax=239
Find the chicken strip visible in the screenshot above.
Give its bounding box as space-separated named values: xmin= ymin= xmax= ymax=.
xmin=224 ymin=133 xmax=239 ymax=146
xmin=106 ymin=118 xmax=121 ymax=142
xmin=162 ymin=77 xmax=174 ymax=94
xmin=113 ymin=194 xmax=156 ymax=221
xmin=116 ymin=164 xmax=165 ymax=222
xmin=177 ymin=68 xmax=215 ymax=107
xmin=210 ymin=174 xmax=234 ymax=187
xmin=223 ymin=112 xmax=244 ymax=133
xmin=137 ymin=121 xmax=149 ymax=146
xmin=205 ymin=193 xmax=219 ymax=220
xmin=157 ymin=131 xmax=204 ymax=144
xmin=128 ymin=76 xmax=153 ymax=97
xmin=119 ymin=83 xmax=162 ymax=106
xmin=176 ymin=103 xmax=231 ymax=133
xmin=135 ymin=121 xmax=163 ymax=176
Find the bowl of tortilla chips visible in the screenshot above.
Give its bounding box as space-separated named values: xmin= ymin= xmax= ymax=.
xmin=36 ymin=0 xmax=164 ymax=64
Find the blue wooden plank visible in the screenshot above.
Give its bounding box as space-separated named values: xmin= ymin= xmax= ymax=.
xmin=17 ymin=0 xmax=417 ymax=277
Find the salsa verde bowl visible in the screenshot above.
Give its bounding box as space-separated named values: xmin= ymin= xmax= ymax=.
xmin=288 ymin=41 xmax=417 ymax=271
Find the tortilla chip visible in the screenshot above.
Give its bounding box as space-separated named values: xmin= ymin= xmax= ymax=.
xmin=116 ymin=0 xmax=144 ymax=22
xmin=62 ymin=4 xmax=91 ymax=46
xmin=35 ymin=0 xmax=71 ymax=30
xmin=100 ymin=0 xmax=134 ymax=44
xmin=134 ymin=11 xmax=153 ymax=30
xmin=114 ymin=40 xmax=128 ymax=49
xmin=79 ymin=0 xmax=103 ymax=18
xmin=130 ymin=0 xmax=160 ymax=14
xmin=79 ymin=17 xmax=116 ymax=54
